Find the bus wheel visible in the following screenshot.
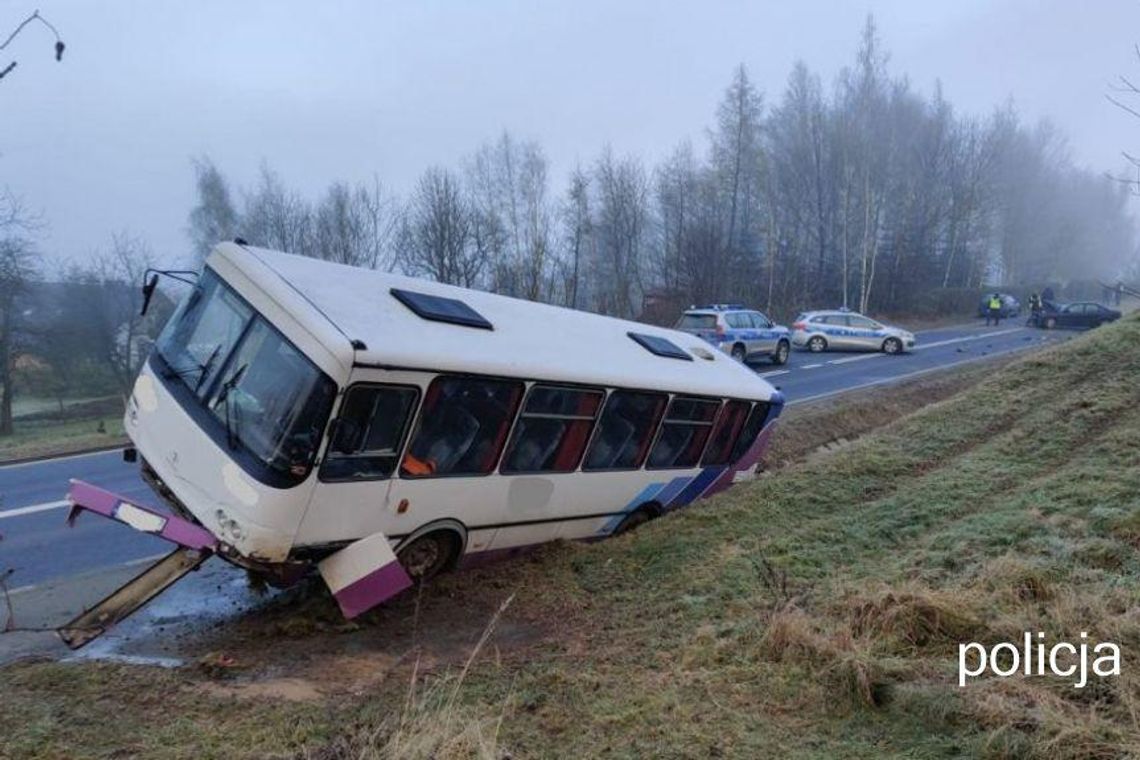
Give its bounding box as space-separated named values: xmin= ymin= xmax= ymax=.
xmin=613 ymin=508 xmax=654 ymax=535
xmin=398 ymin=531 xmax=459 ymax=581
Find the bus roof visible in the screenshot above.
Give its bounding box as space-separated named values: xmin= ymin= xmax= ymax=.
xmin=214 ymin=243 xmax=777 ymax=401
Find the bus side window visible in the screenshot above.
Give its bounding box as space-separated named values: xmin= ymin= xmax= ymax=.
xmin=583 ymin=391 xmax=667 ymax=471
xmin=501 ymin=386 xmax=604 ymax=473
xmin=320 ymin=385 xmax=419 ymax=482
xmin=729 ymin=402 xmax=770 ymax=463
xmin=700 ymin=399 xmax=751 ymax=466
xmin=647 ymin=397 xmax=720 ymax=469
xmin=401 ymin=376 xmax=523 ymax=478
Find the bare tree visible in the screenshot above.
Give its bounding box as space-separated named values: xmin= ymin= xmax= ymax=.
xmin=241 ymin=164 xmax=314 ymax=256
xmin=0 ymin=236 xmax=39 ymax=435
xmin=559 ymin=166 xmax=593 ymax=309
xmin=83 ymin=232 xmax=159 ymax=398
xmin=592 ymin=148 xmax=650 ymax=318
xmin=398 ymin=167 xmax=484 ymax=288
xmin=467 ymin=132 xmax=554 ymax=300
xmin=188 ymin=157 xmax=240 ymax=265
xmin=313 ymin=178 xmax=397 ymax=269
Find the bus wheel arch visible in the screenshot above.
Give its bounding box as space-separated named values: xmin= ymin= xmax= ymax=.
xmin=395 ymin=520 xmax=467 ymax=580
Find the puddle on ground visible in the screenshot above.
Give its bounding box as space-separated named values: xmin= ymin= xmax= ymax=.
xmin=66 ymin=557 xmax=275 ymax=666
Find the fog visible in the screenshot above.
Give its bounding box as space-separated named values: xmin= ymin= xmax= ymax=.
xmin=2 ymin=0 xmax=1139 ymax=265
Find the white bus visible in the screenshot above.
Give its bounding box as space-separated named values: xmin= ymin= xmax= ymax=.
xmin=60 ymin=242 xmax=784 ymax=647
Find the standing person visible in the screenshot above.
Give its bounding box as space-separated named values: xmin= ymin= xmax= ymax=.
xmin=986 ymin=293 xmax=1003 ymax=326
xmin=1028 ymin=292 xmax=1043 ymax=326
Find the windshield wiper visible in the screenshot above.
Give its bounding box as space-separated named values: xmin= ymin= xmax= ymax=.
xmin=161 ymin=344 xmax=222 ymax=389
xmin=194 ymin=345 xmax=223 ymax=392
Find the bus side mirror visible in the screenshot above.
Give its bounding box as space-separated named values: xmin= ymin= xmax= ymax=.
xmin=140 ymin=274 xmax=159 ymax=317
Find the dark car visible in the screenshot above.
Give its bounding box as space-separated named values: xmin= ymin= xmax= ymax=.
xmin=977 ymin=293 xmax=1021 ymax=318
xmin=1033 ymin=301 xmax=1121 ymax=329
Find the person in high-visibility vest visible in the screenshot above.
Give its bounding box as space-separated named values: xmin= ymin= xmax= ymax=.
xmin=986 ymin=293 xmax=1003 ymax=326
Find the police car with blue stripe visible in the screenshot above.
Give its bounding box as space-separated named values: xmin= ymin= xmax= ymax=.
xmin=791 ymin=309 xmax=915 ymax=354
xmin=675 ymin=304 xmax=791 ymax=365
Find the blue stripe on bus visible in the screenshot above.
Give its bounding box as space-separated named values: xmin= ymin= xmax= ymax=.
xmin=669 ymin=465 xmax=726 ymax=508
xmin=654 ymin=476 xmax=693 ymax=508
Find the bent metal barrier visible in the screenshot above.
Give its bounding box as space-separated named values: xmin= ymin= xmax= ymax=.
xmin=57 ymin=479 xmax=413 ymax=649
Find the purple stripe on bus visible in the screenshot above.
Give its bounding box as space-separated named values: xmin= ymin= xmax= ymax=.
xmin=66 ymin=479 xmax=217 ymax=551
xmin=332 ymin=560 xmax=413 ymax=619
xmin=700 ymin=417 xmax=782 ymax=498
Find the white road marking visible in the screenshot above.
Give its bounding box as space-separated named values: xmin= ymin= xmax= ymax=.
xmin=801 ymin=363 xmax=823 ymax=369
xmin=757 ymin=369 xmax=790 ymax=378
xmin=829 ymin=353 xmax=882 ymax=365
xmin=4 ymin=553 xmax=171 ymax=599
xmin=0 ymin=499 xmax=70 ymax=520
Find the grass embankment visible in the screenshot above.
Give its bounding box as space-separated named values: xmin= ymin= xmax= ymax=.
xmin=2 ymin=317 xmax=1139 ymax=758
xmin=0 ymin=397 xmax=126 ymax=463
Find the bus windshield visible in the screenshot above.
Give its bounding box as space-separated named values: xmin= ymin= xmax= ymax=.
xmin=154 ymin=269 xmax=336 ymax=485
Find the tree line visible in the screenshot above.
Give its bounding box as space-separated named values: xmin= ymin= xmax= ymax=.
xmin=189 ymin=18 xmax=1137 ymax=324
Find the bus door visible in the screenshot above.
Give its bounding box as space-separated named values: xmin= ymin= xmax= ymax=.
xmin=296 ymin=380 xmax=420 ymax=546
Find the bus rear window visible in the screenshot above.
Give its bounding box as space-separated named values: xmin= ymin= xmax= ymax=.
xmin=730 ymin=402 xmax=771 ymax=462
xmin=701 ymin=400 xmax=751 ymax=466
xmin=400 ymin=377 xmax=523 ymax=478
xmin=501 ymin=386 xmax=603 ymax=473
xmin=583 ymin=391 xmax=667 ymax=470
xmin=647 ymin=397 xmax=720 ymax=469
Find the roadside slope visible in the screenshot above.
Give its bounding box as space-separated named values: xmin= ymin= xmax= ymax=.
xmin=2 ymin=315 xmax=1139 ymax=759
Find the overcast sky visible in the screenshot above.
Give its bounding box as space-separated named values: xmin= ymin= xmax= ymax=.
xmin=3 ymin=0 xmax=1139 ymax=268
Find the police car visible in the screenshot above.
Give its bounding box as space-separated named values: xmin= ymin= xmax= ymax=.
xmin=675 ymin=304 xmax=791 ymax=364
xmin=791 ymin=310 xmax=915 ymax=354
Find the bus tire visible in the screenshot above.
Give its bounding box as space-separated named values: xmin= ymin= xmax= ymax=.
xmin=613 ymin=506 xmax=655 ymax=535
xmin=397 ymin=530 xmax=461 ymax=581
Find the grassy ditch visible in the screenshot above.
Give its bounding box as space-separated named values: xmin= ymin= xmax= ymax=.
xmin=2 ymin=316 xmax=1138 ymax=758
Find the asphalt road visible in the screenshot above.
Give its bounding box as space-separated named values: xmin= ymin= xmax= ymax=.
xmin=0 ymin=320 xmax=1075 ymax=593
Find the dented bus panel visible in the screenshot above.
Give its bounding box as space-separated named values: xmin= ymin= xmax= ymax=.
xmin=60 ymin=242 xmax=785 ymax=646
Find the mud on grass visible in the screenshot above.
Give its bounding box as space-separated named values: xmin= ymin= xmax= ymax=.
xmin=3 ymin=317 xmax=1140 ymax=758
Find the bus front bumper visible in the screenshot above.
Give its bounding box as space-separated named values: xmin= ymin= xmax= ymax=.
xmin=57 ymin=480 xmax=411 ymax=648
